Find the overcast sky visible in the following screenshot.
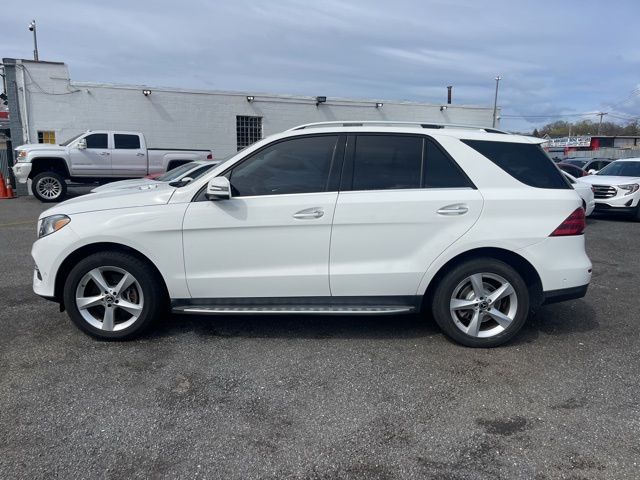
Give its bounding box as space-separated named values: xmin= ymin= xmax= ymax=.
xmin=3 ymin=0 xmax=639 ymax=131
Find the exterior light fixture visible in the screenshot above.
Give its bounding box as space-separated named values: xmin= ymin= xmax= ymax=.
xmin=142 ymin=89 xmax=151 ymax=96
xmin=375 ymin=102 xmax=383 ymax=108
xmin=246 ymin=96 xmax=254 ymax=102
xmin=316 ymin=96 xmax=327 ymax=106
xmin=440 ymin=105 xmax=448 ymax=111
xmin=28 ymin=20 xmax=39 ymax=61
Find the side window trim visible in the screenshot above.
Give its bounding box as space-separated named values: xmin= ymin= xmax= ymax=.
xmin=339 ymin=133 xmax=474 ymax=192
xmin=424 ymin=137 xmax=477 ymax=190
xmin=85 ymin=133 xmax=109 ymax=150
xmin=193 ymin=134 xmax=346 ymax=202
xmin=114 ymin=133 xmax=142 ymax=150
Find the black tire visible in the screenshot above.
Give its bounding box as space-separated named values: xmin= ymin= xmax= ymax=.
xmin=431 ymin=258 xmax=530 ymax=348
xmin=635 ymin=202 xmax=640 ymax=222
xmin=62 ymin=251 xmax=167 ymax=340
xmin=31 ymin=171 xmax=67 ymax=202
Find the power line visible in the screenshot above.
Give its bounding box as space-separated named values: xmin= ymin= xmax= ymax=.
xmin=605 ymin=87 xmax=640 ymax=110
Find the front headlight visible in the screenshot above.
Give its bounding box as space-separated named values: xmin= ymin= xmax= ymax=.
xmin=17 ymin=151 xmax=27 ymax=162
xmin=619 ymin=184 xmax=640 ymax=196
xmin=38 ymin=214 xmax=70 ymax=238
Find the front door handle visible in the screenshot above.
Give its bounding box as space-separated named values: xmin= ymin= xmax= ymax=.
xmin=98 ymin=151 xmax=110 ymax=156
xmin=293 ymin=207 xmax=324 ymax=219
xmin=437 ymin=204 xmax=469 ymax=215
xmin=136 ymin=153 xmax=145 ymax=157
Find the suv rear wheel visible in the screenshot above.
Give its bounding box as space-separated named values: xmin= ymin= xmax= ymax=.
xmin=62 ymin=251 xmax=166 ymax=340
xmin=431 ymin=258 xmax=530 ymax=347
xmin=32 ymin=171 xmax=67 ymax=202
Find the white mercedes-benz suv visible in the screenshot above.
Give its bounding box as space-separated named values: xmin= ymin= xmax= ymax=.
xmin=32 ymin=122 xmax=592 ymax=347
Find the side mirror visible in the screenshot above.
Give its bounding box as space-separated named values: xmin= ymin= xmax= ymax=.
xmin=77 ymin=138 xmax=87 ymax=150
xmin=180 ymin=176 xmax=194 ymax=185
xmin=587 ymin=169 xmax=596 ymax=175
xmin=205 ymin=176 xmax=231 ymax=200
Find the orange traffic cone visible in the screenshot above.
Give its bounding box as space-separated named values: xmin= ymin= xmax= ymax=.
xmin=4 ymin=176 xmax=16 ymax=199
xmin=0 ymin=174 xmax=7 ymax=198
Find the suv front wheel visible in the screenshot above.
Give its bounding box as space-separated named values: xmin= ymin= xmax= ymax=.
xmin=62 ymin=251 xmax=166 ymax=340
xmin=431 ymin=258 xmax=530 ymax=347
xmin=32 ymin=171 xmax=67 ymax=202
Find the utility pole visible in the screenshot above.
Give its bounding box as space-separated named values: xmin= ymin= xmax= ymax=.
xmin=492 ymin=75 xmax=502 ymax=128
xmin=28 ymin=20 xmax=39 ymax=61
xmin=597 ymin=112 xmax=607 ymax=135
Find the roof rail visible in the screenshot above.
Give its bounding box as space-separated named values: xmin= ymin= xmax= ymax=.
xmin=287 ymin=121 xmax=510 ymax=134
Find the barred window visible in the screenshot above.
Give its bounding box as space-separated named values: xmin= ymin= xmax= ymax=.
xmin=37 ymin=131 xmax=56 ymax=144
xmin=236 ymin=116 xmax=262 ymax=151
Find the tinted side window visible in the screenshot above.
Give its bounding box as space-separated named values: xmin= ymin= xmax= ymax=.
xmin=462 ymin=140 xmax=570 ymax=189
xmin=229 ymin=135 xmax=338 ymax=196
xmin=85 ymin=134 xmax=108 ymax=149
xmin=424 ymin=139 xmax=472 ymax=188
xmin=114 ymin=134 xmax=141 ymax=149
xmin=352 ymin=135 xmax=422 ymax=191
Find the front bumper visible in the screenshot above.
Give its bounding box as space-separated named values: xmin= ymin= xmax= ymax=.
xmin=594 ymin=203 xmax=636 ymax=214
xmin=12 ymin=162 xmax=32 ymax=184
xmin=592 ymin=187 xmax=639 ymax=211
xmin=32 ymin=225 xmax=81 ymax=299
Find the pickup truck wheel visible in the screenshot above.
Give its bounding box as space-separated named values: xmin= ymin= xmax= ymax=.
xmin=62 ymin=251 xmax=166 ymax=340
xmin=32 ymin=172 xmax=67 ymax=202
xmin=431 ymin=258 xmax=530 ymax=348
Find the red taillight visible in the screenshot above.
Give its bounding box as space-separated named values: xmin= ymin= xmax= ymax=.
xmin=207 ymin=153 xmax=213 ymax=160
xmin=550 ymin=208 xmax=585 ymax=236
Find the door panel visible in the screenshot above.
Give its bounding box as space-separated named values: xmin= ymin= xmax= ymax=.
xmin=329 ymin=133 xmax=483 ymax=297
xmin=182 ymin=134 xmax=344 ymax=299
xmin=329 ymin=189 xmax=483 ymax=296
xmin=69 ymin=133 xmax=111 ymax=176
xmin=111 ymin=133 xmax=147 ymax=176
xmin=182 ymin=193 xmax=337 ymax=298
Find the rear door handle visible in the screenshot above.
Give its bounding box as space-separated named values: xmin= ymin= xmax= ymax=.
xmin=293 ymin=207 xmax=324 ymax=219
xmin=136 ymin=153 xmax=145 ymax=157
xmin=437 ymin=204 xmax=469 ymax=215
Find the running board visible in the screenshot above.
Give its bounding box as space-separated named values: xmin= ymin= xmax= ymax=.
xmin=172 ymin=305 xmax=415 ymax=315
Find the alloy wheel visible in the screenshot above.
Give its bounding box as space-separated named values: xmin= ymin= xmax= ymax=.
xmin=36 ymin=177 xmax=62 ymax=199
xmin=449 ymin=272 xmax=518 ymax=338
xmin=74 ymin=266 xmax=144 ymax=332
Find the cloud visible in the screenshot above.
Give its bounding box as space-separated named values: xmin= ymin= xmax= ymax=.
xmin=2 ymin=0 xmax=639 ymax=132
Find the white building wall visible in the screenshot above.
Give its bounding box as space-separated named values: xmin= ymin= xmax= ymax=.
xmin=17 ymin=60 xmax=498 ymax=158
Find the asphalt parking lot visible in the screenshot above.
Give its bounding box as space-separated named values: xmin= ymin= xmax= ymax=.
xmin=1 ymin=196 xmax=639 ymax=480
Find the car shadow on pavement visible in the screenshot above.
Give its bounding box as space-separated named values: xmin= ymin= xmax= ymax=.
xmin=589 ymin=213 xmax=638 ymax=224
xmin=152 ymin=313 xmax=442 ymax=341
xmin=149 ymin=298 xmax=598 ymax=345
xmin=510 ymin=299 xmax=598 ymax=346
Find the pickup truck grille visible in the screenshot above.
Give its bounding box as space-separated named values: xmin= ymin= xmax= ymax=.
xmin=592 ymin=185 xmax=616 ymax=199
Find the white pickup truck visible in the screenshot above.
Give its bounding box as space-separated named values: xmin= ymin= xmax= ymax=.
xmin=12 ymin=130 xmax=214 ymax=202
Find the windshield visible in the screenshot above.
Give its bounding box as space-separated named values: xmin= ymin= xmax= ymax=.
xmin=563 ymin=159 xmax=588 ymax=168
xmin=156 ymin=162 xmax=198 ymax=181
xmin=59 ymin=133 xmax=85 ymax=146
xmin=188 ymin=164 xmax=217 ymax=180
xmin=597 ymin=161 xmax=640 ymax=177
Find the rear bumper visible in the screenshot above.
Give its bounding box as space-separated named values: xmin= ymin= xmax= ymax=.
xmin=517 ymin=235 xmax=592 ymax=293
xmin=542 ymin=284 xmax=589 ymax=305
